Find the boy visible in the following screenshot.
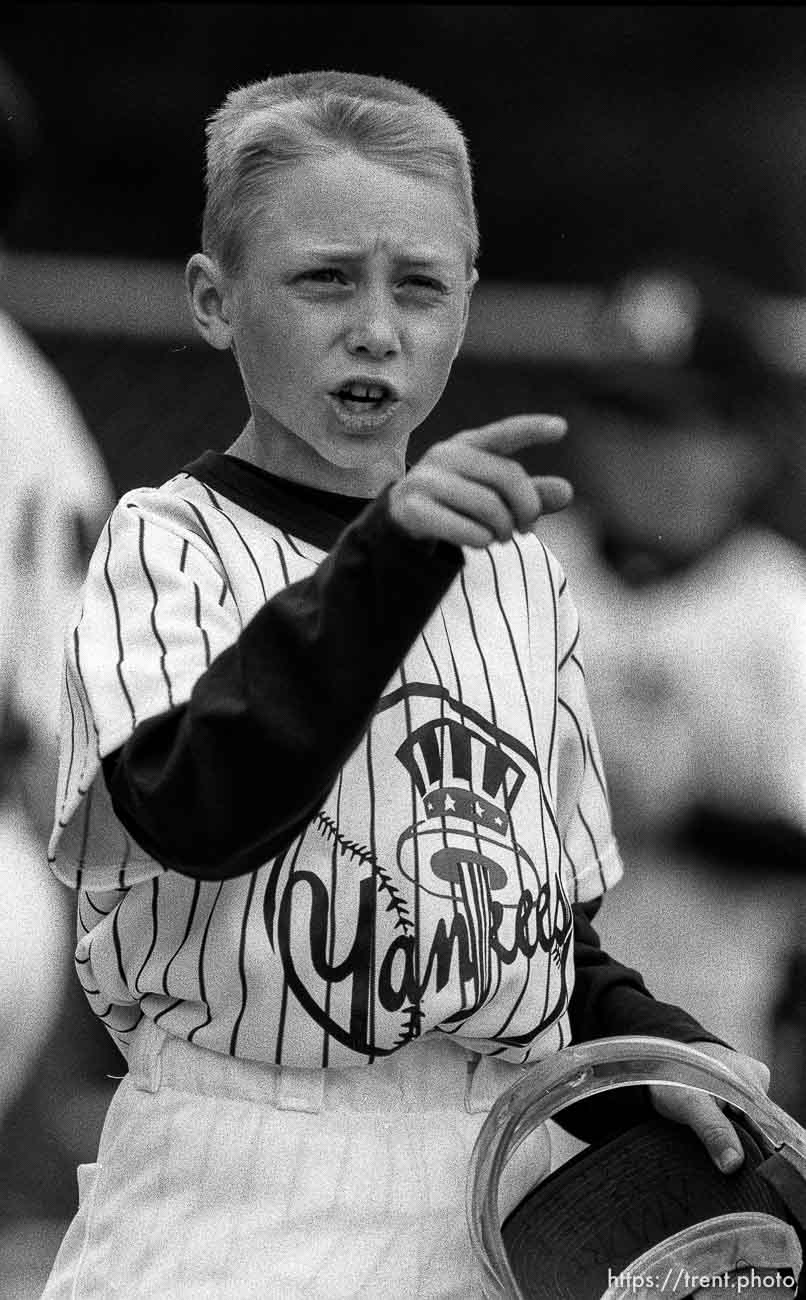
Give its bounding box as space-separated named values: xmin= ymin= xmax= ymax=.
xmin=42 ymin=72 xmax=768 ymax=1298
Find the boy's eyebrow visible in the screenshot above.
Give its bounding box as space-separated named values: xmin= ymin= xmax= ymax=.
xmin=296 ymin=243 xmax=456 ymax=266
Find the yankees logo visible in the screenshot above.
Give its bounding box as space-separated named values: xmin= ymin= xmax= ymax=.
xmin=272 ymin=687 xmax=574 ymax=1059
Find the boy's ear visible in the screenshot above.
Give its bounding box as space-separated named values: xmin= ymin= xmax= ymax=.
xmin=453 ymin=267 xmax=479 ymax=359
xmin=185 ymin=253 xmax=234 ymax=351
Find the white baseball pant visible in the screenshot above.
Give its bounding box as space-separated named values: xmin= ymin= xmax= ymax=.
xmin=41 ymin=1019 xmax=552 ymax=1298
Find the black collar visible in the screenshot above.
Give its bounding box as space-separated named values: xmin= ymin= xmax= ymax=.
xmin=182 ymin=451 xmax=375 ymax=550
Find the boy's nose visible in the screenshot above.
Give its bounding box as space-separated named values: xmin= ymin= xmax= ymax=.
xmin=344 ymin=297 xmax=401 ymax=359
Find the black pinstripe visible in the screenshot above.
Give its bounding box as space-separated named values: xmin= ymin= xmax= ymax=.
xmin=138 ymin=516 xmax=174 ymax=709
xmin=398 ymin=659 xmax=423 ymax=1033
xmin=419 ymin=627 xmax=468 ymax=1017
xmin=541 ymin=543 xmax=560 ymax=790
xmin=272 ymin=835 xmax=308 ymax=1065
xmin=103 ymin=519 xmax=137 ymax=729
xmin=230 ymin=871 xmax=258 ymax=1056
xmin=160 ymin=878 xmax=202 ymax=997
xmin=187 ymin=881 xmax=223 ymax=1044
xmin=133 ymin=876 xmax=161 ymax=997
xmin=322 ymin=771 xmax=344 ymax=1067
xmin=192 ymin=583 xmax=211 ymax=667
xmin=200 ymin=484 xmax=268 ymax=602
xmin=586 ymin=734 xmax=611 ymax=810
xmin=112 ymin=903 xmax=128 ymax=992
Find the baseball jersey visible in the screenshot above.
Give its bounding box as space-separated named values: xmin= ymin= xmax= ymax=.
xmin=49 ymin=450 xmax=623 ymax=1069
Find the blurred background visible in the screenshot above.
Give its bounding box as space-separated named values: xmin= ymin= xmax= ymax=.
xmin=0 ymin=4 xmax=804 ymax=1295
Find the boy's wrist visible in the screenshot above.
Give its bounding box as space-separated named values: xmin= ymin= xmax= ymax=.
xmin=593 ymin=982 xmax=732 ymax=1051
xmin=368 ymin=483 xmax=465 ymax=569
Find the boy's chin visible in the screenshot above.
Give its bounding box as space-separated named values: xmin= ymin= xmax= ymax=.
xmin=313 ymin=437 xmax=408 ymax=492
xmin=317 ymin=424 xmax=411 ymax=464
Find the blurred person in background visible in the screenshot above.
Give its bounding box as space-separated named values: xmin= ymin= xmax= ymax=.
xmin=537 ymin=259 xmax=806 ymax=1123
xmin=0 ymin=53 xmax=116 ymax=1291
xmin=537 ymin=259 xmax=806 ymax=862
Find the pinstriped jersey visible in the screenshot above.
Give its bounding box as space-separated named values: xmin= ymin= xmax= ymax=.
xmin=49 ymin=454 xmax=623 ymax=1068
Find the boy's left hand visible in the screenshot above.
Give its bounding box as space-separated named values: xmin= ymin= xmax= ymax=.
xmin=648 ymin=1040 xmax=771 ymax=1174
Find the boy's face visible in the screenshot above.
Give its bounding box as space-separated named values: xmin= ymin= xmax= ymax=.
xmin=206 ymin=151 xmax=474 ymax=494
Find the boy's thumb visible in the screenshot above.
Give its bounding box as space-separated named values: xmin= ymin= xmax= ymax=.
xmin=685 ymin=1095 xmax=745 ymax=1174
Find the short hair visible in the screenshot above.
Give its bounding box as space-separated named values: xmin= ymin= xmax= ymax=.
xmin=202 ymin=70 xmax=479 ymax=276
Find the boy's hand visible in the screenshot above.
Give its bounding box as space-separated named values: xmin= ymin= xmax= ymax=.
xmin=388 ymin=415 xmax=573 ymax=549
xmin=648 ymin=1040 xmax=771 ymax=1173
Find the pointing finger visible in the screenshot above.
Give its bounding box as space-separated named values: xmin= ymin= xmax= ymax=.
xmin=458 ymin=414 xmax=568 ymax=456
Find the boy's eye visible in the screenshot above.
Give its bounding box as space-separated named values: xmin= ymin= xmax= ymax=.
xmin=301 ymin=268 xmax=348 ymax=285
xmin=401 ymin=276 xmax=448 ymax=294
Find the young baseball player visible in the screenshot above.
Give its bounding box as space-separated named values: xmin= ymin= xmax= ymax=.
xmin=42 ymin=71 xmax=770 ymax=1299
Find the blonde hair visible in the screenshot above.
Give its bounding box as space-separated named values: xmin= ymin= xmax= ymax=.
xmin=202 ymin=70 xmax=479 ymax=275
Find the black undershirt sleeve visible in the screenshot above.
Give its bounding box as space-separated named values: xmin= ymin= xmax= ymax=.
xmin=557 ymin=901 xmax=732 ymax=1142
xmin=102 ymin=490 xmax=463 ymax=881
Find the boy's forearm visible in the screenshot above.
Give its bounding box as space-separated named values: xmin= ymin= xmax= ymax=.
xmin=102 ymin=492 xmax=463 ymax=880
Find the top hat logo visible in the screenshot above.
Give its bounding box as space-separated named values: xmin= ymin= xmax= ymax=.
xmin=395 ymin=716 xmax=536 ymax=900
xmin=395 ymin=716 xmax=546 ymax=1013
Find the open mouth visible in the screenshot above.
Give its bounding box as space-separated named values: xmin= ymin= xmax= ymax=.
xmin=330 ymin=379 xmax=399 ymax=416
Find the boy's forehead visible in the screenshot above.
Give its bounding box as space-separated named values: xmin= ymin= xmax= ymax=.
xmin=248 ymin=153 xmax=469 ymax=266
xmin=285 ymin=230 xmax=463 ymax=265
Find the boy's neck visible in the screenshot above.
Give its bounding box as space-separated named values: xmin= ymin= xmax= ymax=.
xmin=226 ymin=418 xmax=403 ymax=499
